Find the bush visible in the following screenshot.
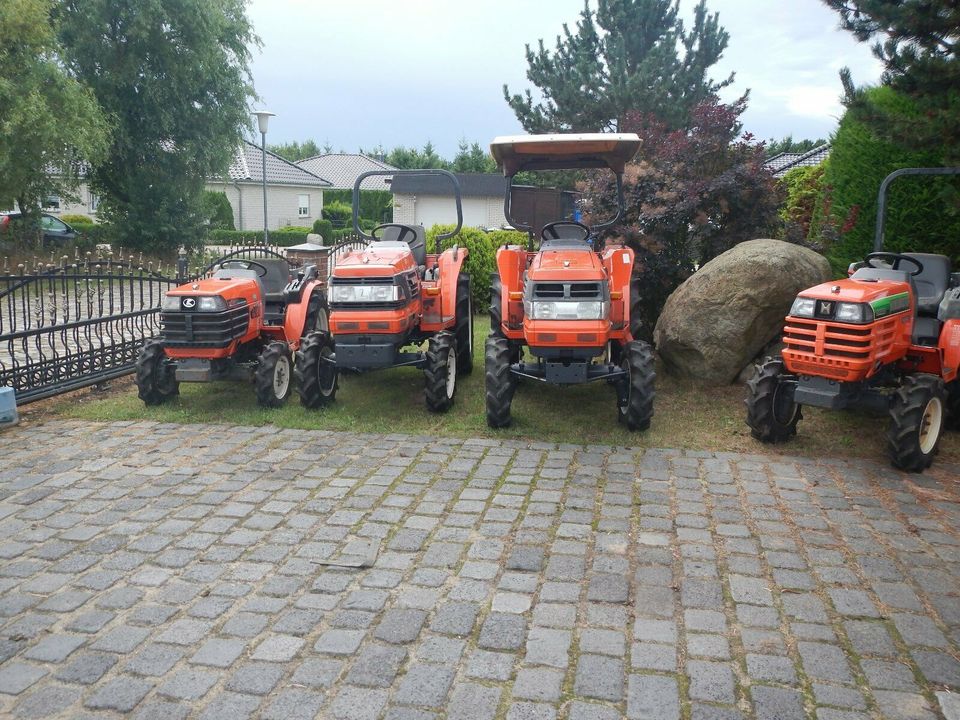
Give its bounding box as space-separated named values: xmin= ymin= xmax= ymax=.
xmin=428 ymin=225 xmax=527 ymax=307
xmin=323 ymin=189 xmax=393 ymax=224
xmin=779 ymin=165 xmax=825 ymax=247
xmin=312 ymin=218 xmax=334 ymax=244
xmin=72 ymin=221 xmax=115 ymax=245
xmin=202 ymin=190 xmax=235 ymax=230
xmin=322 ymin=200 xmax=352 ymax=228
xmin=208 ymin=228 xmax=311 ymax=247
xmin=810 ymin=86 xmax=960 ymax=271
xmin=61 ymin=214 xmax=93 ymax=224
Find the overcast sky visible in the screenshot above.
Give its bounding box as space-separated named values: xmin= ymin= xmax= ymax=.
xmin=246 ymin=0 xmax=884 ymax=157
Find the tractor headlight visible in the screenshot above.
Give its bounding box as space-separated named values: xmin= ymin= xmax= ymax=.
xmin=161 ymin=295 xmax=180 ymax=311
xmin=835 ymin=302 xmax=874 ymax=324
xmin=197 ymin=296 xmax=227 ymax=312
xmin=330 ymin=284 xmax=399 ymax=303
xmin=789 ymin=297 xmax=816 ymax=318
xmin=525 ymin=300 xmax=607 ymax=320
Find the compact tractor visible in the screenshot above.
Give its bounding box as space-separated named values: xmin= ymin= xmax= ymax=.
xmin=297 ymin=169 xmax=471 ymax=411
xmin=135 ymin=249 xmax=329 ymax=407
xmin=746 ymin=168 xmax=960 ymax=472
xmin=484 ymin=133 xmax=655 ymax=430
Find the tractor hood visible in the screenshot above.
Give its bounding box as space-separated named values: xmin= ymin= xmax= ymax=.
xmin=527 ymin=249 xmax=605 ymax=282
xmin=797 ymin=278 xmax=913 ymax=305
xmin=332 ymin=245 xmax=417 ymax=278
xmin=166 ymin=276 xmax=260 ymax=298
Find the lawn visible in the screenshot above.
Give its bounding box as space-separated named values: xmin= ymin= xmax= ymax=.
xmin=56 ymin=314 xmax=960 ymax=464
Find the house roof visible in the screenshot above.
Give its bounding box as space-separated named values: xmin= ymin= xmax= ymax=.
xmin=226 ymin=140 xmax=332 ymax=187
xmin=296 ymin=153 xmax=397 ymax=191
xmin=390 ymin=172 xmax=507 ymax=198
xmin=765 ymin=144 xmax=831 ymax=178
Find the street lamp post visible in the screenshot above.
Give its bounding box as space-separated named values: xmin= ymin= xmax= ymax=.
xmin=252 ymin=110 xmax=275 ymax=246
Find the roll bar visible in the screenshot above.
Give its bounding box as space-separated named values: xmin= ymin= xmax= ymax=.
xmin=874 ymin=167 xmax=960 ymax=251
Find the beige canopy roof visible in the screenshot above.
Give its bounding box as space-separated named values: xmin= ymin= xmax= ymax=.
xmin=490 ymin=133 xmax=641 ymax=176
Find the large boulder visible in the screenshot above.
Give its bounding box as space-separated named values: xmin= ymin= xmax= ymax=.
xmin=653 ymin=239 xmax=832 ymax=384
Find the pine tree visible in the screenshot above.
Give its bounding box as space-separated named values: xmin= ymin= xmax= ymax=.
xmin=503 ymin=0 xmax=733 ymax=132
xmin=824 ymin=0 xmax=960 ymax=160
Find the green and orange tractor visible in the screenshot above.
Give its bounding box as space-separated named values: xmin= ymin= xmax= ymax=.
xmin=295 ymin=169 xmax=472 ymax=412
xmin=484 ymin=133 xmax=655 ymax=430
xmin=746 ymin=168 xmax=960 ymax=471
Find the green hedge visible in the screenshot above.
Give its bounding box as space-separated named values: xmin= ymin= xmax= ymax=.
xmin=324 ymin=189 xmax=393 ymax=224
xmin=72 ymin=222 xmax=115 ymax=246
xmin=312 ymin=218 xmax=334 ymax=244
xmin=428 ymin=225 xmax=527 ymax=306
xmin=207 ymin=228 xmax=312 ymax=247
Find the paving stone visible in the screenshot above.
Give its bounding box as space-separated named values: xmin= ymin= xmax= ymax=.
xmin=261 ymin=688 xmax=325 ymax=720
xmin=567 ymin=701 xmax=622 ymax=720
xmin=197 ymin=691 xmax=261 ymax=720
xmin=12 ymin=684 xmax=81 ymax=718
xmin=447 ymin=683 xmax=501 ymax=720
xmin=0 ymin=663 xmax=47 ymax=696
xmin=478 ymin=612 xmax=527 ymax=650
xmin=84 ymin=677 xmax=153 ymax=712
xmin=54 ymin=652 xmax=116 ymax=684
xmin=374 ymin=608 xmax=427 ymax=644
xmin=290 ymin=658 xmax=344 ymax=688
xmin=862 ymin=659 xmax=918 ymax=691
xmin=752 ymin=685 xmax=805 ymax=720
xmin=125 ymin=644 xmax=185 ymax=676
xmin=346 ymin=644 xmax=407 ymax=687
xmin=226 ymin=662 xmax=285 ymax=695
xmin=507 ymin=546 xmax=545 ymax=572
xmin=191 ymin=638 xmax=246 ymax=667
xmin=829 ymin=588 xmax=881 ymax=618
xmin=872 ymin=690 xmax=937 ymax=720
xmin=627 ymin=674 xmax=680 ymax=720
xmin=315 ymin=629 xmax=366 ymax=655
xmin=429 ymin=602 xmax=478 ymax=635
xmin=157 ymin=668 xmax=218 ymax=700
xmin=466 ymin=649 xmax=515 ymax=681
xmin=514 ymin=667 xmax=564 ymax=702
xmin=394 ymin=664 xmax=455 ymax=707
xmin=23 ymin=633 xmax=85 ymax=662
xmin=525 ymin=627 xmax=571 ymax=668
xmin=746 ymin=653 xmax=797 ymax=684
xmin=687 ymin=659 xmax=736 ymax=703
xmin=587 ymin=574 xmax=629 ymax=603
xmin=574 ymin=654 xmax=624 ymax=701
xmin=506 ymin=701 xmax=557 ymax=720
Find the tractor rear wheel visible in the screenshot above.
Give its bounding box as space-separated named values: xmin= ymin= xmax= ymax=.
xmin=295 ymin=332 xmax=338 ymax=408
xmin=135 ymin=338 xmax=179 ymax=406
xmin=454 ymin=274 xmax=473 ymax=375
xmin=617 ymin=340 xmax=655 ymax=431
xmin=304 ymin=290 xmax=329 ymax=335
xmin=424 ymin=331 xmax=457 ymax=413
xmin=745 ymin=357 xmax=801 ymax=442
xmin=888 ymin=374 xmax=946 ymax=472
xmin=255 ymin=342 xmax=293 ymax=408
xmin=485 ymin=334 xmax=516 ymax=428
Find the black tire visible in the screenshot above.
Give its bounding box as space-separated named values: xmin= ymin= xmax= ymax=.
xmin=424 ymin=331 xmax=457 ymax=413
xmin=485 ymin=334 xmax=516 ymax=428
xmin=489 ymin=273 xmax=521 ymax=363
xmin=629 ymin=276 xmax=644 ymax=341
xmin=946 ymin=380 xmax=960 ymax=431
xmin=888 ymin=374 xmax=946 ymax=472
xmin=254 ymin=342 xmax=293 ymax=408
xmin=745 ymin=357 xmax=801 ymax=443
xmin=295 ymin=332 xmax=338 ymax=409
xmin=303 ymin=290 xmax=329 ymax=336
xmin=454 ymin=273 xmax=473 ymax=375
xmin=617 ymin=340 xmax=656 ymax=431
xmin=135 ymin=338 xmax=179 ymax=406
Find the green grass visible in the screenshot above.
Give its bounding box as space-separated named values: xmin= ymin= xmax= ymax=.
xmin=57 ymin=315 xmax=959 ymax=463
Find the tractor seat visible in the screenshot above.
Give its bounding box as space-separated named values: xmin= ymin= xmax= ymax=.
xmin=378 ymin=225 xmax=427 ymax=268
xmin=903 ymin=253 xmax=952 ymax=316
xmin=540 ymin=237 xmax=593 ymax=251
xmin=256 ymin=259 xmax=293 ymax=303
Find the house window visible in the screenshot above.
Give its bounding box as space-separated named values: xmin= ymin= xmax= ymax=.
xmin=88 ymin=191 xmax=100 ymax=212
xmin=298 ymin=194 xmax=310 ymax=218
xmin=43 ymin=195 xmax=61 ymax=212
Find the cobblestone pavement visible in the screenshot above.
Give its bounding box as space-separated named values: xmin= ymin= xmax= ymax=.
xmin=1 ymin=420 xmax=959 ymax=720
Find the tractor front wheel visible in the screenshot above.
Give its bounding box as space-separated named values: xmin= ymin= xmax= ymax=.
xmin=745 ymin=357 xmax=801 ymax=442
xmin=424 ymin=331 xmax=457 ymax=413
xmin=485 ymin=334 xmax=517 ymax=428
xmin=489 ymin=273 xmax=521 ymax=363
xmin=255 ymin=342 xmax=293 ymax=408
xmin=618 ymin=340 xmax=655 ymax=431
xmin=135 ymin=338 xmax=179 ymax=406
xmin=295 ymin=332 xmax=338 ymax=409
xmin=888 ymin=374 xmax=946 ymax=472
xmin=454 ymin=274 xmax=473 ymax=375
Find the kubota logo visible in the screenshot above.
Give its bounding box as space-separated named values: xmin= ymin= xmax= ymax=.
xmin=182 ymin=298 xmax=196 ymax=309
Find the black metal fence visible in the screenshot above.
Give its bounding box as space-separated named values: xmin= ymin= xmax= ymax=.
xmin=0 ymin=240 xmax=353 ymax=405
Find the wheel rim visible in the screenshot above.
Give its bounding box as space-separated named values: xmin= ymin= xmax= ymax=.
xmin=318 ymin=347 xmax=335 ymax=396
xmin=772 ymin=381 xmax=799 ymax=426
xmin=274 ymin=355 xmax=291 ymax=398
xmin=918 ymin=396 xmax=943 ymax=455
xmin=446 ymin=348 xmax=457 ymax=398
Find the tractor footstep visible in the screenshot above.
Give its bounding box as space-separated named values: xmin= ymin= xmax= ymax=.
xmin=310 ymin=537 xmax=379 ymax=568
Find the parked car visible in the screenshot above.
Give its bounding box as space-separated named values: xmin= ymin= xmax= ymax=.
xmin=0 ymin=212 xmax=78 ymax=244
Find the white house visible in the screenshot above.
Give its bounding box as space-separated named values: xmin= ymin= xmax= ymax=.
xmin=296 ymin=153 xmax=396 ymax=192
xmin=49 ymin=140 xmax=332 ymax=231
xmin=390 ymin=173 xmax=509 ymax=229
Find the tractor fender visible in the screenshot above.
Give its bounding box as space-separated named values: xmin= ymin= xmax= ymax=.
xmin=437 ymin=247 xmax=469 ymax=324
xmin=282 ymin=278 xmax=325 ymax=345
xmin=495 ymin=246 xmax=526 ymax=331
xmin=940 ymin=318 xmax=960 ymax=383
xmin=602 ymin=245 xmax=635 ymax=332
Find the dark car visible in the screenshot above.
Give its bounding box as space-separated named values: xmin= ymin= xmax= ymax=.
xmin=0 ymin=212 xmax=78 ymax=244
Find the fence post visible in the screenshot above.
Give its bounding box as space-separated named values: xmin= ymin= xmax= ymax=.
xmin=176 ymin=246 xmax=188 ymax=282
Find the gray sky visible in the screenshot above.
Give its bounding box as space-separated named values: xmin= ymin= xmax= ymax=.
xmin=247 ymin=0 xmax=883 ymax=157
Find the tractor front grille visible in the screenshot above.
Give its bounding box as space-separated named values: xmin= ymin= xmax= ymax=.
xmin=781 ymin=315 xmax=901 ymax=380
xmin=532 ymin=282 xmax=603 ymax=300
xmin=161 ymin=307 xmax=249 ymax=348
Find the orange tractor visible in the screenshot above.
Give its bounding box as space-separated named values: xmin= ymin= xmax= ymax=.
xmin=746 ymin=168 xmax=960 ymax=471
xmin=296 ymin=169 xmax=471 ymax=412
xmin=135 ymin=249 xmax=328 ymax=407
xmin=484 ymin=133 xmax=655 ymax=430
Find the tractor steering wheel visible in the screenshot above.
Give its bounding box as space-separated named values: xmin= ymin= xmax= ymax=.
xmin=864 ymin=252 xmax=924 ymax=276
xmin=218 ymin=259 xmax=269 ymax=277
xmin=372 ymin=223 xmax=417 ymax=244
xmin=541 ymin=221 xmax=591 ymax=242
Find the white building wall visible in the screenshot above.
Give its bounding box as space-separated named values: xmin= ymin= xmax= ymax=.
xmin=206 ymin=182 xmax=322 ymax=231
xmin=392 ymin=193 xmax=507 ymax=230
